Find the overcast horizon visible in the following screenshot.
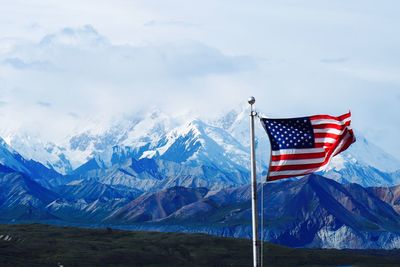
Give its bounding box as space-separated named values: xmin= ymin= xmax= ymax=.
xmin=0 ymin=0 xmax=400 ymax=159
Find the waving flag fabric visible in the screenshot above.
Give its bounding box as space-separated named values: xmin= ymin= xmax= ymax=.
xmin=260 ymin=112 xmax=355 ymax=181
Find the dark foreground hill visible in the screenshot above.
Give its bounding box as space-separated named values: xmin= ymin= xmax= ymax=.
xmin=1 ymin=224 xmax=400 ymax=267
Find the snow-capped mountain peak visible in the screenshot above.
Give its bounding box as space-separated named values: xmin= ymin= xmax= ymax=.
xmin=322 ymin=134 xmax=400 ymax=187
xmin=0 ymin=136 xmax=31 ymax=174
xmin=341 ymin=134 xmax=400 ymax=173
xmin=0 ymin=105 xmax=399 ymax=189
xmin=4 ymin=133 xmax=72 ymax=174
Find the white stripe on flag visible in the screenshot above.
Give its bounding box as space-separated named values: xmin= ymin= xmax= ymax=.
xmin=268 ymin=164 xmax=329 ymax=177
xmin=270 ymin=157 xmax=325 ymax=166
xmin=311 ymin=118 xmax=351 ymax=125
xmin=271 ymin=148 xmax=325 ymax=156
xmin=313 ymin=128 xmax=344 ymax=135
xmin=315 ymin=137 xmax=337 ymax=144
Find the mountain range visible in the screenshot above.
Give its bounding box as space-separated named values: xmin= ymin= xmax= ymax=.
xmin=106 ymin=174 xmax=400 ymax=249
xmin=3 ymin=106 xmax=400 ymax=189
xmin=0 ymin=106 xmax=399 ymax=249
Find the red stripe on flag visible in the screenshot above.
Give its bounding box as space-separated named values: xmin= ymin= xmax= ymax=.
xmin=314 ymin=133 xmax=341 ymax=139
xmin=269 ymin=162 xmax=328 ymax=172
xmin=312 ymin=124 xmax=346 ymax=130
xmin=271 ymin=152 xmax=326 ymax=161
xmin=310 ymin=112 xmax=351 ymax=121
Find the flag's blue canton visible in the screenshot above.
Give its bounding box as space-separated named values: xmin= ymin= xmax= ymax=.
xmin=261 ymin=117 xmax=315 ymax=151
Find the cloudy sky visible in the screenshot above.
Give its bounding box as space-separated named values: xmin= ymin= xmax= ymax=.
xmin=0 ymin=0 xmax=400 ymax=158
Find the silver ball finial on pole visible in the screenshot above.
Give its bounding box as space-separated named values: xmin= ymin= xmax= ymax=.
xmin=248 ymin=96 xmax=256 ymax=105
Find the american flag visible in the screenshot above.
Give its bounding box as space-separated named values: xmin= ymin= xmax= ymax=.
xmin=260 ymin=112 xmax=356 ymax=181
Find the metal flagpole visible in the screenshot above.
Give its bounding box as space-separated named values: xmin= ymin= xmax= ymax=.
xmin=248 ymin=96 xmax=260 ymax=267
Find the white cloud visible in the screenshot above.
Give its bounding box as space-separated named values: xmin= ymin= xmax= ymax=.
xmin=0 ymin=25 xmax=256 ymax=141
xmin=144 ymin=20 xmax=197 ymax=28
xmin=0 ymin=0 xmax=399 ymax=159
